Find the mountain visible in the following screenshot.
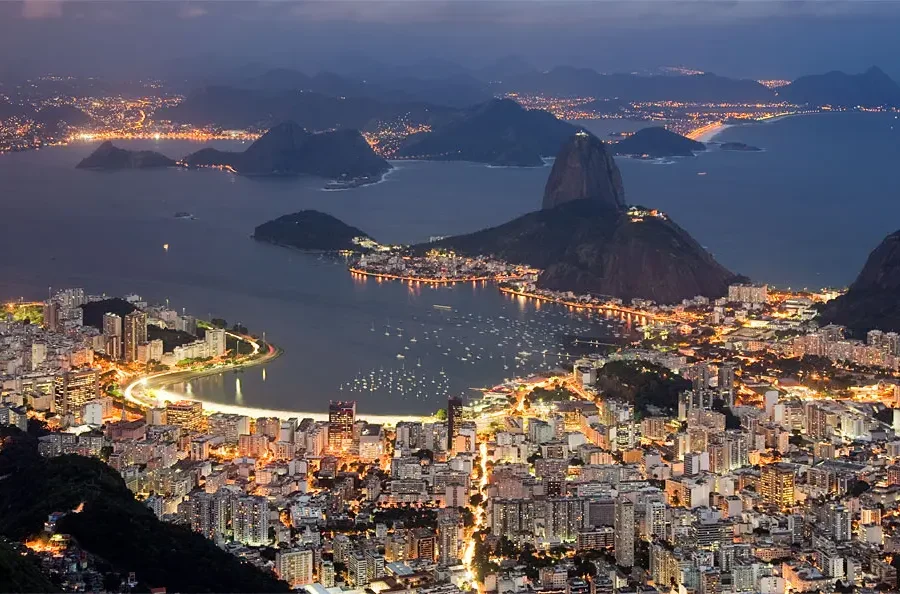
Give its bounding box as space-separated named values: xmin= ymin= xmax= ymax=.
xmin=0 ymin=427 xmax=289 ymax=593
xmin=779 ymin=67 xmax=900 ymax=107
xmin=612 ymin=127 xmax=706 ymax=158
xmin=428 ymin=133 xmax=736 ymax=303
xmin=820 ymin=229 xmax=900 ymax=334
xmin=542 ymin=131 xmax=625 ymax=210
xmin=76 ymin=141 xmax=176 ymax=170
xmin=183 ymin=122 xmax=391 ymax=179
xmin=397 ymin=98 xmax=578 ymax=166
xmin=158 ymin=86 xmax=452 ymax=131
xmin=253 ymin=210 xmax=373 ymax=251
xmin=501 ymin=67 xmax=775 ymax=102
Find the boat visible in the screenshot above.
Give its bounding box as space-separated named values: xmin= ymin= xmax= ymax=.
xmin=396 ymin=354 xmax=405 ymax=359
xmin=433 ymin=305 xmax=452 ymax=311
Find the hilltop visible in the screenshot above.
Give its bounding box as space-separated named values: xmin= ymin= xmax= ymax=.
xmin=612 ymin=126 xmax=706 ymax=158
xmin=820 ymin=229 xmax=900 ymax=334
xmin=183 ymin=121 xmax=391 ymax=179
xmin=397 ymin=98 xmax=578 ymax=166
xmin=253 ymin=210 xmax=374 ymax=252
xmin=76 ymin=142 xmax=176 ymax=170
xmin=0 ymin=428 xmax=289 ymax=593
xmin=428 ymin=132 xmax=737 ymax=303
xmin=779 ymin=66 xmax=900 ymax=107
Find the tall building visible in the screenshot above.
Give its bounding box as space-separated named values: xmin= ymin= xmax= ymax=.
xmin=447 ymin=396 xmax=463 ymax=451
xmin=205 ymin=328 xmax=227 ymax=357
xmin=190 ymin=492 xmax=230 ymax=544
xmin=232 ymin=495 xmax=269 ymax=546
xmin=54 ymin=369 xmax=100 ymax=420
xmin=760 ymin=463 xmax=796 ymax=508
xmin=328 ymin=400 xmax=356 ymax=453
xmin=319 ymin=560 xmax=335 ymax=587
xmin=275 ymin=548 xmax=314 ymax=588
xmin=165 ymin=400 xmax=205 ymax=432
xmin=437 ymin=508 xmax=462 ymax=565
xmin=43 ymin=300 xmax=60 ymax=332
xmin=123 ymin=310 xmax=148 ymax=363
xmin=614 ymin=497 xmax=635 ymax=567
xmin=644 ymin=500 xmax=667 ymax=540
xmin=718 ymin=363 xmax=736 ymax=406
xmin=103 ymin=311 xmax=124 ymax=360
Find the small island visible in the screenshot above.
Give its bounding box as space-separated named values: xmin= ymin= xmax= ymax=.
xmin=252 ymin=210 xmax=377 ymax=252
xmin=76 ymin=141 xmax=176 ymax=170
xmin=719 ymin=141 xmax=762 ymax=152
xmin=612 ymin=126 xmax=706 ymax=158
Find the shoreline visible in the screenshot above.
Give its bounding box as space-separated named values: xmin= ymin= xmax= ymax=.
xmin=123 ymin=335 xmax=430 ymax=424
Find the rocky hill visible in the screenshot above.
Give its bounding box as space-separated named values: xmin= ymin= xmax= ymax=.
xmin=779 ymin=66 xmax=900 ymax=107
xmin=0 ymin=427 xmax=288 ymax=593
xmin=183 ymin=122 xmax=391 ymax=179
xmin=253 ymin=210 xmax=373 ymax=251
xmin=397 ymin=98 xmax=577 ymax=166
xmin=820 ymin=229 xmax=900 ymax=334
xmin=612 ymin=126 xmax=706 ymax=158
xmin=542 ymin=131 xmax=625 ymax=210
xmin=76 ymin=142 xmax=176 ymax=169
xmin=429 ymin=132 xmax=736 ymax=303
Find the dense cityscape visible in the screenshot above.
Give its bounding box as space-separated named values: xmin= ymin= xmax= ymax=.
xmin=5 ymin=268 xmax=900 ymax=593
xmin=5 ymin=3 xmax=900 ymax=594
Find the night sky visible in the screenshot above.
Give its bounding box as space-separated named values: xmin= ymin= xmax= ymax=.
xmin=1 ymin=0 xmax=899 ymax=81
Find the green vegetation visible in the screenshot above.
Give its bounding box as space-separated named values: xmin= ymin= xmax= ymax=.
xmin=433 ymin=408 xmax=448 ymax=421
xmin=7 ymin=303 xmax=43 ymax=325
xmin=528 ymin=384 xmax=577 ymax=405
xmin=596 ymin=360 xmax=691 ymax=415
xmin=176 ymin=356 xmax=213 ymax=367
xmin=0 ymin=539 xmax=56 ymax=593
xmin=0 ymin=428 xmax=289 ymax=593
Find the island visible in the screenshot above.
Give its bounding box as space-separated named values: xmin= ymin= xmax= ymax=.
xmin=612 ymin=126 xmax=706 ymax=158
xmin=719 ymin=141 xmax=762 ymax=152
xmin=182 ymin=121 xmax=391 ymax=183
xmin=252 ymin=210 xmax=377 ymax=252
xmin=396 ymin=98 xmax=577 ymax=167
xmin=76 ymin=141 xmax=176 ymax=170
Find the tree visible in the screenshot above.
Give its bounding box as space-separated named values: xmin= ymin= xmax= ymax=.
xmin=434 ymin=408 xmax=448 ymax=421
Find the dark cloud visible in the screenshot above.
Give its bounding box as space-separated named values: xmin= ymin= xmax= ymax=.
xmin=1 ymin=1 xmax=899 ymax=79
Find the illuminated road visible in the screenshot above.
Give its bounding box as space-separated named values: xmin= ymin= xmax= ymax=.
xmin=122 ymin=331 xmax=428 ymax=424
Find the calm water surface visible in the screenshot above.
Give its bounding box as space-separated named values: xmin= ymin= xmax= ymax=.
xmin=1 ymin=112 xmax=898 ymax=414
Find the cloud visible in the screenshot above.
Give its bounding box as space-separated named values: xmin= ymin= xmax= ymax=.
xmin=178 ymin=3 xmax=209 ymax=19
xmin=21 ymin=0 xmax=63 ymax=19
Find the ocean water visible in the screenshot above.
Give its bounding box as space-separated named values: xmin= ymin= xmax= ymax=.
xmin=1 ymin=112 xmax=897 ymax=414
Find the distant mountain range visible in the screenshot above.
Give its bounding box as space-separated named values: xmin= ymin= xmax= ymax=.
xmin=499 ymin=67 xmax=775 ymax=102
xmin=397 ymin=98 xmax=578 ymax=166
xmin=76 ymin=141 xmax=175 ymax=169
xmin=428 ymin=132 xmax=738 ymax=303
xmin=820 ymin=229 xmax=900 ymax=335
xmin=183 ymin=121 xmax=390 ymax=179
xmin=612 ymin=127 xmax=706 ymax=158
xmin=777 ymin=66 xmax=900 ymax=108
xmin=157 ymin=86 xmax=455 ymax=131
